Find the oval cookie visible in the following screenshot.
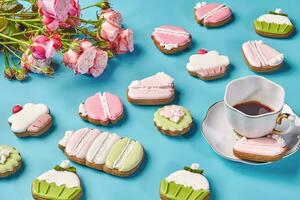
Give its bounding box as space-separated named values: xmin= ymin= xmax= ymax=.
xmin=0 ymin=145 xmax=22 ymax=178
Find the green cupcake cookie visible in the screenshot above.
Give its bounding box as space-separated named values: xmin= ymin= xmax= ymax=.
xmin=0 ymin=145 xmax=22 ymax=178
xmin=154 ymin=105 xmax=193 ymax=136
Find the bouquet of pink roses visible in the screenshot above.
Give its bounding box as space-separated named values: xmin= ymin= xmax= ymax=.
xmin=0 ymin=0 xmax=134 ymax=81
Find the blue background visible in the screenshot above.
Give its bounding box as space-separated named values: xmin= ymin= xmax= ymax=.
xmin=1 ymin=0 xmax=300 ymax=199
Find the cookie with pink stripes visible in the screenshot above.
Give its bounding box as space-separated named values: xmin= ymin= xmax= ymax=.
xmin=242 ymin=40 xmax=284 ymax=72
xmin=194 ymin=2 xmax=232 ymax=27
xmin=79 ymin=92 xmax=124 ymax=126
xmin=151 ymin=25 xmax=191 ymax=54
xmin=186 ymin=49 xmax=230 ymax=80
xmin=8 ymin=103 xmax=53 ymax=137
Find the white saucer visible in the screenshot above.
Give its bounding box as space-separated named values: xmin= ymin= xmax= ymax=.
xmin=201 ymin=101 xmax=300 ymax=165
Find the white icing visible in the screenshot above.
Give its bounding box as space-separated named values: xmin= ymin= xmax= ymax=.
xmin=128 ymin=72 xmax=174 ymax=89
xmin=275 ymin=8 xmax=283 ymax=14
xmin=159 ymin=42 xmax=178 ymax=50
xmin=199 ymin=4 xmax=228 ymax=20
xmin=78 ymin=103 xmax=87 ymax=117
xmin=0 ymin=148 xmax=11 ymax=164
xmin=257 ymin=14 xmax=292 ymax=25
xmin=113 ymin=140 xmax=135 ymax=169
xmin=97 ymin=92 xmax=111 ymax=119
xmin=58 ymin=131 xmax=74 ymax=147
xmin=86 ymin=132 xmax=120 ymax=164
xmin=8 ymin=103 xmax=49 ymax=133
xmin=60 ymin=160 xmax=70 ymax=169
xmin=166 ymin=170 xmax=209 ymax=190
xmin=154 ymin=28 xmax=190 ymax=37
xmin=191 ymin=163 xmax=199 ymax=170
xmin=37 ymin=169 xmax=80 ymax=188
xmin=186 ymin=51 xmax=230 ymax=71
xmin=194 ymin=2 xmax=207 ymax=9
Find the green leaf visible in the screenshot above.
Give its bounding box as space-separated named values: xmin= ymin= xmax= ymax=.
xmin=106 ymin=50 xmax=114 ymax=58
xmin=53 ymin=165 xmax=77 ymax=173
xmin=184 ymin=166 xmax=204 ymax=174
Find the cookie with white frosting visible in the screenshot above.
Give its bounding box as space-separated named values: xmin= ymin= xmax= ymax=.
xmin=8 ymin=103 xmax=53 ymax=137
xmin=160 ymin=163 xmax=210 ymax=200
xmin=32 ymin=160 xmax=82 ymax=200
xmin=254 ymin=8 xmax=294 ymax=38
xmin=0 ymin=145 xmax=22 ymax=178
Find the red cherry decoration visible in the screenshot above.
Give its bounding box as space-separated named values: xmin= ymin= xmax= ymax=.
xmin=12 ymin=105 xmax=23 ymax=114
xmin=197 ymin=49 xmax=208 ymax=54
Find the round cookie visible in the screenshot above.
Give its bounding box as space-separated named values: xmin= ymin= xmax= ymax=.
xmin=160 ymin=163 xmax=210 ymax=200
xmin=0 ymin=145 xmax=22 ymax=178
xmin=186 ymin=49 xmax=230 ymax=80
xmin=8 ymin=103 xmax=53 ymax=137
xmin=254 ymin=8 xmax=294 ymax=38
xmin=194 ymin=2 xmax=232 ymax=27
xmin=154 ymin=105 xmax=193 ymax=136
xmin=233 ymin=134 xmax=288 ymax=162
xmin=78 ymin=92 xmax=124 ymax=126
xmin=32 ymin=160 xmax=82 ymax=200
xmin=242 ymin=40 xmax=284 ymax=72
xmin=151 ymin=25 xmax=192 ymax=54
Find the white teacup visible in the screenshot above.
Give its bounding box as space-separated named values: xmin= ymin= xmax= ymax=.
xmin=224 ymin=75 xmax=296 ymax=138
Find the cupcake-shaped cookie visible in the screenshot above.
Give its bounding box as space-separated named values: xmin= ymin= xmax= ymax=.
xmin=154 ymin=105 xmax=193 ymax=136
xmin=32 ymin=160 xmax=82 ymax=200
xmin=254 ymin=8 xmax=294 ymax=38
xmin=0 ymin=145 xmax=22 ymax=178
xmin=160 ymin=163 xmax=210 ymax=200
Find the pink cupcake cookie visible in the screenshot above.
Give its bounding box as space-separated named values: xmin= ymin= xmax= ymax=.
xmin=233 ymin=135 xmax=288 ymax=162
xmin=127 ymin=72 xmax=175 ymax=105
xmin=79 ymin=92 xmax=123 ymax=126
xmin=151 ymin=25 xmax=191 ymax=54
xmin=194 ymin=2 xmax=232 ymax=27
xmin=186 ymin=49 xmax=230 ymax=80
xmin=242 ymin=40 xmax=284 ymax=72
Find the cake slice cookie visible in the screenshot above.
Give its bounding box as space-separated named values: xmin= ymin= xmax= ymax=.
xmin=58 ymin=128 xmax=144 ymax=177
xmin=242 ymin=40 xmax=284 ymax=72
xmin=254 ymin=8 xmax=294 ymax=38
xmin=160 ymin=163 xmax=210 ymax=200
xmin=8 ymin=103 xmax=53 ymax=137
xmin=154 ymin=105 xmax=193 ymax=136
xmin=32 ymin=160 xmax=82 ymax=200
xmin=127 ymin=72 xmax=175 ymax=105
xmin=79 ymin=92 xmax=124 ymax=126
xmin=151 ymin=25 xmax=192 ymax=54
xmin=0 ymin=145 xmax=22 ymax=178
xmin=233 ymin=135 xmax=287 ymax=162
xmin=186 ymin=49 xmax=230 ymax=80
xmin=194 ymin=2 xmax=232 ymax=27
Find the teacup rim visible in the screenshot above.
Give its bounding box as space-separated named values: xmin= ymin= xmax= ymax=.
xmin=224 ymin=75 xmax=285 ymax=118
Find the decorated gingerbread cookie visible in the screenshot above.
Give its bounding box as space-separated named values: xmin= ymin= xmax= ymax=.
xmin=233 ymin=135 xmax=287 ymax=162
xmin=194 ymin=2 xmax=232 ymax=27
xmin=154 ymin=105 xmax=193 ymax=136
xmin=32 ymin=160 xmax=82 ymax=200
xmin=151 ymin=25 xmax=192 ymax=54
xmin=8 ymin=103 xmax=53 ymax=137
xmin=79 ymin=92 xmax=124 ymax=126
xmin=160 ymin=163 xmax=210 ymax=200
xmin=58 ymin=128 xmax=144 ymax=177
xmin=0 ymin=145 xmax=22 ymax=178
xmin=186 ymin=49 xmax=230 ymax=80
xmin=242 ymin=40 xmax=284 ymax=72
xmin=254 ymin=8 xmax=294 ymax=38
xmin=127 ymin=72 xmax=175 ymax=105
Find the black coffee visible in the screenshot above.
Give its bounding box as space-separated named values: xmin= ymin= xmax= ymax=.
xmin=233 ymin=101 xmax=273 ymax=116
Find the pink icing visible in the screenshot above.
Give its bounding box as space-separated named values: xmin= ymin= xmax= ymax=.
xmin=27 ymin=114 xmax=52 ymax=133
xmin=104 ymin=92 xmax=123 ymax=120
xmin=197 ymin=66 xmax=226 ymax=77
xmin=159 ymin=105 xmax=185 ymax=123
xmin=152 ymin=25 xmax=191 ymax=47
xmin=194 ymin=3 xmax=232 ymax=23
xmin=234 ymin=135 xmax=286 ymax=156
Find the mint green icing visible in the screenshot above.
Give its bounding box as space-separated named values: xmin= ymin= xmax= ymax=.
xmin=160 ymin=180 xmax=210 ymax=200
xmin=32 ymin=179 xmax=81 ymax=200
xmin=0 ymin=145 xmax=21 ymax=174
xmin=154 ymin=107 xmax=192 ymax=132
xmin=254 ymin=20 xmax=293 ymax=35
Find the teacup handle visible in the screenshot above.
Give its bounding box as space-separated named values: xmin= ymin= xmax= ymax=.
xmin=273 ymin=113 xmax=296 ymax=135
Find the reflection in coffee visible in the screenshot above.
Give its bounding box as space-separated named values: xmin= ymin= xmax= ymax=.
xmin=233 ymin=101 xmax=273 ymax=116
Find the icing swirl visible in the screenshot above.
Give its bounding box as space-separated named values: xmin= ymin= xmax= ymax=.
xmin=159 ymin=105 xmax=185 ymax=123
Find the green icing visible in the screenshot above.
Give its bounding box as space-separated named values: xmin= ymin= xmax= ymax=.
xmin=160 ymin=180 xmax=210 ymax=200
xmin=154 ymin=107 xmax=192 ymax=132
xmin=32 ymin=179 xmax=81 ymax=200
xmin=0 ymin=145 xmax=21 ymax=174
xmin=254 ymin=20 xmax=293 ymax=35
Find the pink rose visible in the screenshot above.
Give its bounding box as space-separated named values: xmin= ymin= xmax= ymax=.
xmin=21 ymin=50 xmax=52 ymax=74
xmin=101 ymin=9 xmax=122 ymax=27
xmin=63 ymin=40 xmax=108 ymax=78
xmin=29 ymin=35 xmax=60 ymax=60
xmin=59 ymin=0 xmax=80 ymax=28
xmin=100 ymin=21 xmax=121 ymax=42
xmin=113 ymin=29 xmax=134 ymax=54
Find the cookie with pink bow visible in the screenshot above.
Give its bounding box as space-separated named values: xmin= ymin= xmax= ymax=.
xmin=194 ymin=1 xmax=232 ymax=27
xmin=154 ymin=105 xmax=193 ymax=136
xmin=79 ymin=92 xmax=124 ymax=126
xmin=8 ymin=103 xmax=53 ymax=137
xmin=186 ymin=49 xmax=230 ymax=80
xmin=151 ymin=25 xmax=192 ymax=54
